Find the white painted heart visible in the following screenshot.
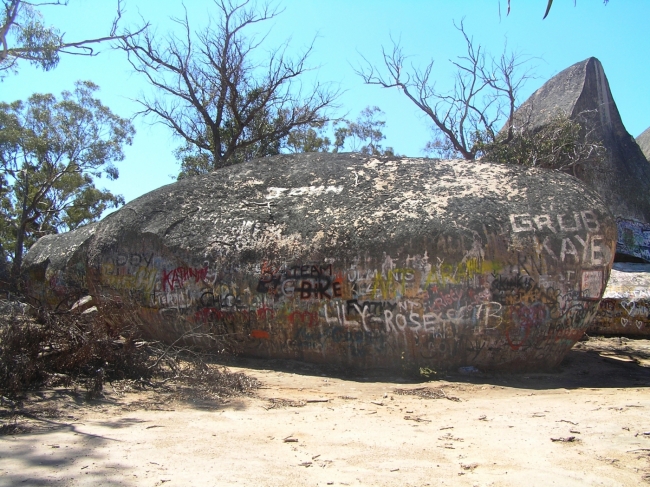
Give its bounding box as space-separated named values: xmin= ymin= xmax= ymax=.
xmin=620 ymin=300 xmax=635 ymax=316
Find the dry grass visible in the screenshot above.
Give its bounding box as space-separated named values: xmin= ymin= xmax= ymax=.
xmin=393 ymin=386 xmax=461 ymax=402
xmin=263 ymin=398 xmax=306 ymax=409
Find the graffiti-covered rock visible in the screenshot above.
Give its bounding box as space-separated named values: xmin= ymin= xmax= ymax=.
xmin=512 ymin=58 xmax=650 ymax=238
xmin=25 ymin=153 xmax=616 ymax=371
xmin=590 ymin=263 xmax=650 ymax=336
xmin=616 ymin=218 xmax=650 ymax=262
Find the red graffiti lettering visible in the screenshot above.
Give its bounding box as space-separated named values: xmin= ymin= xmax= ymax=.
xmin=289 ymin=311 xmax=319 ymax=328
xmin=162 ymin=266 xmax=208 ymax=291
xmin=250 ymin=329 xmax=270 ymax=339
xmin=193 ymin=307 xmax=221 ymax=323
xmin=505 ymin=327 xmax=530 ymax=351
xmin=256 ymin=306 xmax=275 ymax=320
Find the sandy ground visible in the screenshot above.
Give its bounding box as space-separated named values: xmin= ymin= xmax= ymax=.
xmin=2 ymin=336 xmax=650 ymax=487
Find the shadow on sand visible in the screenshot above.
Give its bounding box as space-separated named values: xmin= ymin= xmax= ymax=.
xmin=218 ymin=336 xmax=650 ymax=391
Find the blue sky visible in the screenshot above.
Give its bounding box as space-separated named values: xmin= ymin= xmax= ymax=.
xmin=1 ymin=0 xmax=649 ymax=206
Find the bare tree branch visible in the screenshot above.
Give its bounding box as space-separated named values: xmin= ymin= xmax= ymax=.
xmin=0 ymin=0 xmax=147 ymax=76
xmin=505 ymin=0 xmax=610 ymax=20
xmin=121 ymin=0 xmax=339 ymax=174
xmin=356 ymin=20 xmax=533 ymax=160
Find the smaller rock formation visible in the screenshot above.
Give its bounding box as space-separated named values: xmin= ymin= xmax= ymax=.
xmin=23 ymin=222 xmax=98 ymax=308
xmin=637 ymin=127 xmax=650 ymax=162
xmin=616 ymin=218 xmax=650 ymax=262
xmin=590 ymin=263 xmax=650 ymax=336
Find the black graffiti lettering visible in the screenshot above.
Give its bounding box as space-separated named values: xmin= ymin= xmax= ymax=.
xmin=299 ymin=278 xmax=332 ymax=300
xmin=199 ymin=291 xmax=218 ymax=308
xmin=142 ymin=253 xmax=153 ymax=267
xmin=300 ymin=280 xmax=313 ymax=299
xmin=316 ymin=279 xmax=332 ymax=299
xmin=490 ymin=273 xmax=534 ymax=293
xmin=333 ymin=281 xmax=342 ymax=298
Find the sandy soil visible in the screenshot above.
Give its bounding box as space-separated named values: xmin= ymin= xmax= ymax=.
xmin=2 ymin=336 xmax=650 ymax=487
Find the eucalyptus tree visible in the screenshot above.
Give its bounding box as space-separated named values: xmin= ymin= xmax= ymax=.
xmin=1 ymin=0 xmax=143 ymax=78
xmin=0 ymin=81 xmax=134 ymax=287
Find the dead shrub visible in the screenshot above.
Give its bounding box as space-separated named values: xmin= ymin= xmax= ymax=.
xmin=0 ymin=298 xmax=152 ymax=398
xmin=0 ymin=295 xmax=259 ymax=403
xmin=394 ymin=387 xmax=461 ymax=402
xmin=162 ymin=354 xmax=261 ymax=402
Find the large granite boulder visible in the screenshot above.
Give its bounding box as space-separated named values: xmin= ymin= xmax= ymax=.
xmin=512 ymin=58 xmax=650 ymax=230
xmin=24 ymin=153 xmax=616 ymax=371
xmin=638 ymin=127 xmax=650 ymax=162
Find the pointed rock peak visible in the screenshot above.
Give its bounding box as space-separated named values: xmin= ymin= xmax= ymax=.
xmin=513 ymin=57 xmax=620 ymax=133
xmin=637 ymin=127 xmax=650 ymax=161
xmin=510 ymin=57 xmax=650 ymax=230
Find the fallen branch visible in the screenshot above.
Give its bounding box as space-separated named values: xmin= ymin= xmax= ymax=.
xmin=405 ymin=415 xmax=431 ymax=423
xmin=557 ymin=419 xmax=578 ymax=425
xmin=551 ymin=436 xmax=577 ymax=442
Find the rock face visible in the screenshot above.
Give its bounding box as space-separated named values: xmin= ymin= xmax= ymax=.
xmin=24 ymin=222 xmax=98 ymax=309
xmin=24 ymin=153 xmax=617 ymax=371
xmin=590 ymin=263 xmax=650 ymax=336
xmin=637 ymin=127 xmax=650 ymax=162
xmin=512 ymin=58 xmax=650 ymax=229
xmin=615 ymin=218 xmax=650 ymax=262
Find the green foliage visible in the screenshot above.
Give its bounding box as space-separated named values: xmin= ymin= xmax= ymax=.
xmin=285 ymin=106 xmax=397 ymax=156
xmin=175 ymin=96 xmax=287 ymax=179
xmin=175 ymin=106 xmax=396 ymax=180
xmin=1 ymin=1 xmax=61 ymax=75
xmin=476 ymin=111 xmax=605 ymax=172
xmin=334 ymin=106 xmax=395 ymax=156
xmin=1 ymin=1 xmax=136 ymax=78
xmin=0 ymin=81 xmax=134 ymax=285
xmin=285 ymin=122 xmax=332 ymax=155
xmin=122 ymin=0 xmax=338 ymax=175
xmin=419 ymin=367 xmax=438 ymax=379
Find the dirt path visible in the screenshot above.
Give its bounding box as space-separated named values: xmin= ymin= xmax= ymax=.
xmin=2 ymin=337 xmax=650 ymax=486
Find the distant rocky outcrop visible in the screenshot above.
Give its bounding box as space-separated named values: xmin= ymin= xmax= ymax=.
xmin=590 ymin=262 xmax=650 ymax=336
xmin=637 ymin=127 xmax=650 ymax=162
xmin=23 ymin=222 xmax=98 ymax=308
xmin=512 ymin=57 xmax=650 ymax=228
xmin=23 ymin=153 xmax=617 ymax=371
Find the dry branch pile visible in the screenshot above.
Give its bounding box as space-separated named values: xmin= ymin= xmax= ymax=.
xmin=0 ymin=296 xmax=259 ymax=403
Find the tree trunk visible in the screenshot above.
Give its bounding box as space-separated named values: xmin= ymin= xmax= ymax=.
xmin=10 ymin=218 xmax=27 ymax=292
